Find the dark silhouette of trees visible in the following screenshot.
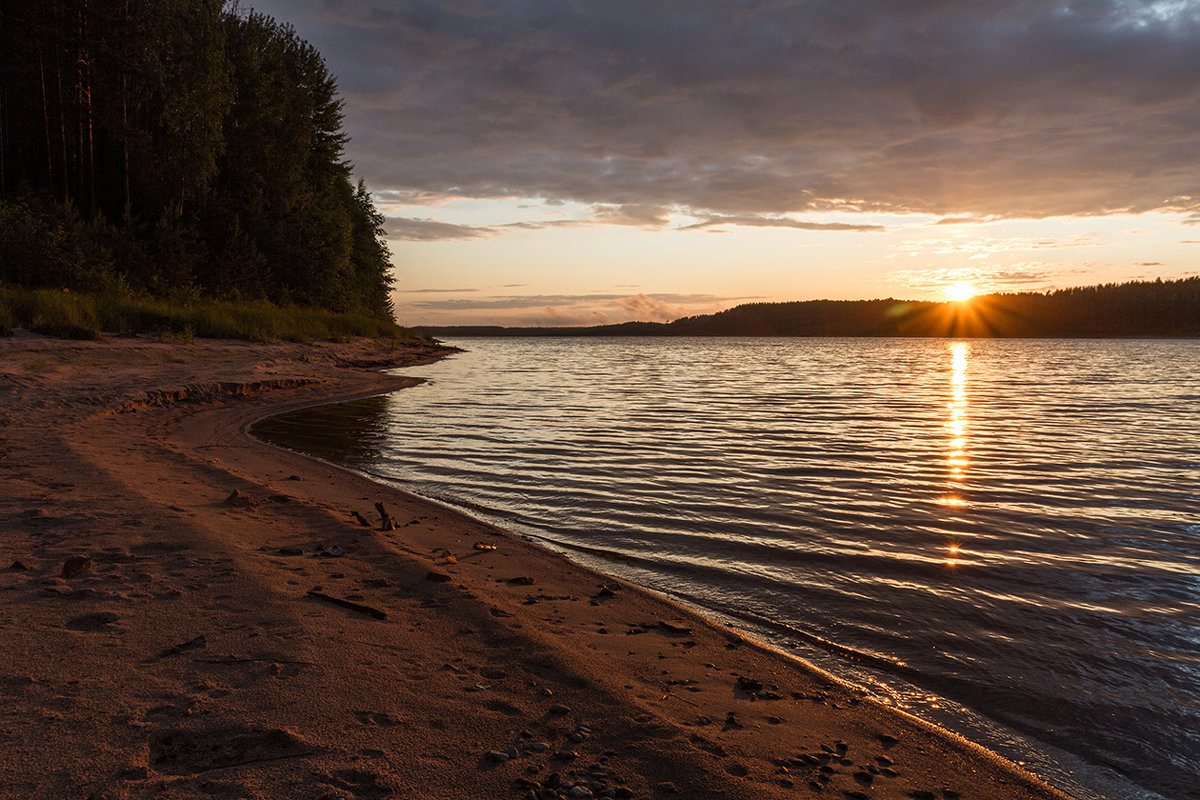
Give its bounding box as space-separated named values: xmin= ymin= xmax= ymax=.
xmin=421 ymin=277 xmax=1200 ymax=339
xmin=0 ymin=1 xmax=394 ymax=321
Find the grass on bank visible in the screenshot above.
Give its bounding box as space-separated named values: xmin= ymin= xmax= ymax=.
xmin=0 ymin=285 xmax=417 ymax=343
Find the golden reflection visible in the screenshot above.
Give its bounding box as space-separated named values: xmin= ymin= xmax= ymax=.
xmin=946 ymin=541 xmax=962 ymax=567
xmin=938 ymin=341 xmax=971 ymax=510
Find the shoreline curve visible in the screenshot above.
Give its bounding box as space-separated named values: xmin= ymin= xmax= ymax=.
xmin=0 ymin=333 xmax=1077 ymax=800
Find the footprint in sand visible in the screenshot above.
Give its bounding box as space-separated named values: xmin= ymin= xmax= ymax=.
xmin=313 ymin=768 xmax=394 ymax=799
xmin=352 ymin=710 xmax=401 ymax=727
xmin=148 ymin=725 xmax=311 ymax=774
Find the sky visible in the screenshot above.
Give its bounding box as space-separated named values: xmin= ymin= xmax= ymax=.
xmin=247 ymin=0 xmax=1200 ymax=326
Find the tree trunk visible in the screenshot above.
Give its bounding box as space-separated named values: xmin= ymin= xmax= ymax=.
xmin=39 ymin=43 xmax=55 ymax=197
xmin=76 ymin=1 xmax=96 ymax=217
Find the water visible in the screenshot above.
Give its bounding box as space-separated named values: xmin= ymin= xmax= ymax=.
xmin=253 ymin=337 xmax=1200 ymax=800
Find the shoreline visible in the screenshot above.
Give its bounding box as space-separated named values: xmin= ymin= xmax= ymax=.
xmin=0 ymin=334 xmax=1076 ymax=799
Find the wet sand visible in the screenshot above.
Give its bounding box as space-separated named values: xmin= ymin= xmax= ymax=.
xmin=0 ymin=334 xmax=1075 ymax=800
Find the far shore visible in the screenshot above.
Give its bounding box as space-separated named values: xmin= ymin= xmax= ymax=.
xmin=0 ymin=332 xmax=1076 ymax=800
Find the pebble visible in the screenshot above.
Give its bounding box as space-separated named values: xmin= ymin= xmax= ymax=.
xmin=9 ymin=559 xmax=30 ymax=571
xmin=60 ymin=555 xmax=92 ymax=579
xmin=736 ymin=676 xmax=763 ymax=692
xmin=531 ymin=742 xmax=550 ymax=753
xmin=549 ymin=704 xmax=571 ymax=715
xmin=222 ymin=489 xmax=254 ymax=508
xmin=568 ymin=787 xmax=593 ymax=799
xmin=486 ymin=750 xmax=510 ymax=763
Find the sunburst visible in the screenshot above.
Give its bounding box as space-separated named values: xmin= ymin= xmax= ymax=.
xmin=944 ymin=282 xmax=976 ymax=302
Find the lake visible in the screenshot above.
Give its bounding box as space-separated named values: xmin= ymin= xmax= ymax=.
xmin=253 ymin=337 xmax=1200 ymax=800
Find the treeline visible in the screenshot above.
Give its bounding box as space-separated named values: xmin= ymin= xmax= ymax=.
xmin=421 ymin=277 xmax=1200 ymax=338
xmin=0 ymin=1 xmax=393 ymax=320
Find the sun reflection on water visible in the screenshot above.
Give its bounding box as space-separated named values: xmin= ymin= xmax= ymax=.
xmin=940 ymin=341 xmax=971 ymax=563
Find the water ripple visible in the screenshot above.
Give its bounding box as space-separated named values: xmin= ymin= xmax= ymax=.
xmin=255 ymin=337 xmax=1200 ymax=800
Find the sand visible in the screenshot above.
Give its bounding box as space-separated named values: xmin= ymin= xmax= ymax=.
xmin=0 ymin=333 xmax=1076 ymax=800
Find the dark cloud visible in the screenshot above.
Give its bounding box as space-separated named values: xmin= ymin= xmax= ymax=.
xmin=252 ymin=0 xmax=1200 ymax=220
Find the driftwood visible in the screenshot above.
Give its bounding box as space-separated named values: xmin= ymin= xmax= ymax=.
xmin=305 ymin=589 xmax=387 ymax=620
xmin=374 ymin=502 xmax=396 ymax=531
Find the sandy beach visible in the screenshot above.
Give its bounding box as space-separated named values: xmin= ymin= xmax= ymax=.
xmin=0 ymin=334 xmax=1075 ymax=800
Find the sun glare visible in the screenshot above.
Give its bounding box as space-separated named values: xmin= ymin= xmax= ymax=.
xmin=945 ymin=282 xmax=976 ymax=302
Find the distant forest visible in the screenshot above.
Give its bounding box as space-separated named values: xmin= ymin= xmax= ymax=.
xmin=423 ymin=277 xmax=1200 ymax=338
xmin=0 ymin=1 xmax=394 ymax=320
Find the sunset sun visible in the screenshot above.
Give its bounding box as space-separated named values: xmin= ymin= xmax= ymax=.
xmin=945 ymin=282 xmax=976 ymax=302
xmin=4 ymin=5 xmax=1199 ymax=800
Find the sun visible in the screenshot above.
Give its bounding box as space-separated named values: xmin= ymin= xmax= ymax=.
xmin=944 ymin=282 xmax=976 ymax=302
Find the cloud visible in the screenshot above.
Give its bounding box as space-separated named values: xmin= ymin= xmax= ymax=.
xmin=250 ymin=0 xmax=1200 ymax=221
xmin=396 ymin=291 xmax=758 ymax=325
xmin=615 ymin=293 xmax=694 ymax=322
xmin=898 ymin=234 xmax=1111 ymax=257
xmin=385 ymin=217 xmax=493 ymax=241
xmin=680 ymin=215 xmax=885 ymax=232
xmin=934 ymin=215 xmax=1002 ymax=226
xmin=408 ymin=292 xmax=746 ymax=311
xmin=889 ymin=265 xmax=1059 ymax=293
xmin=389 ymin=208 xmax=883 ymax=241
